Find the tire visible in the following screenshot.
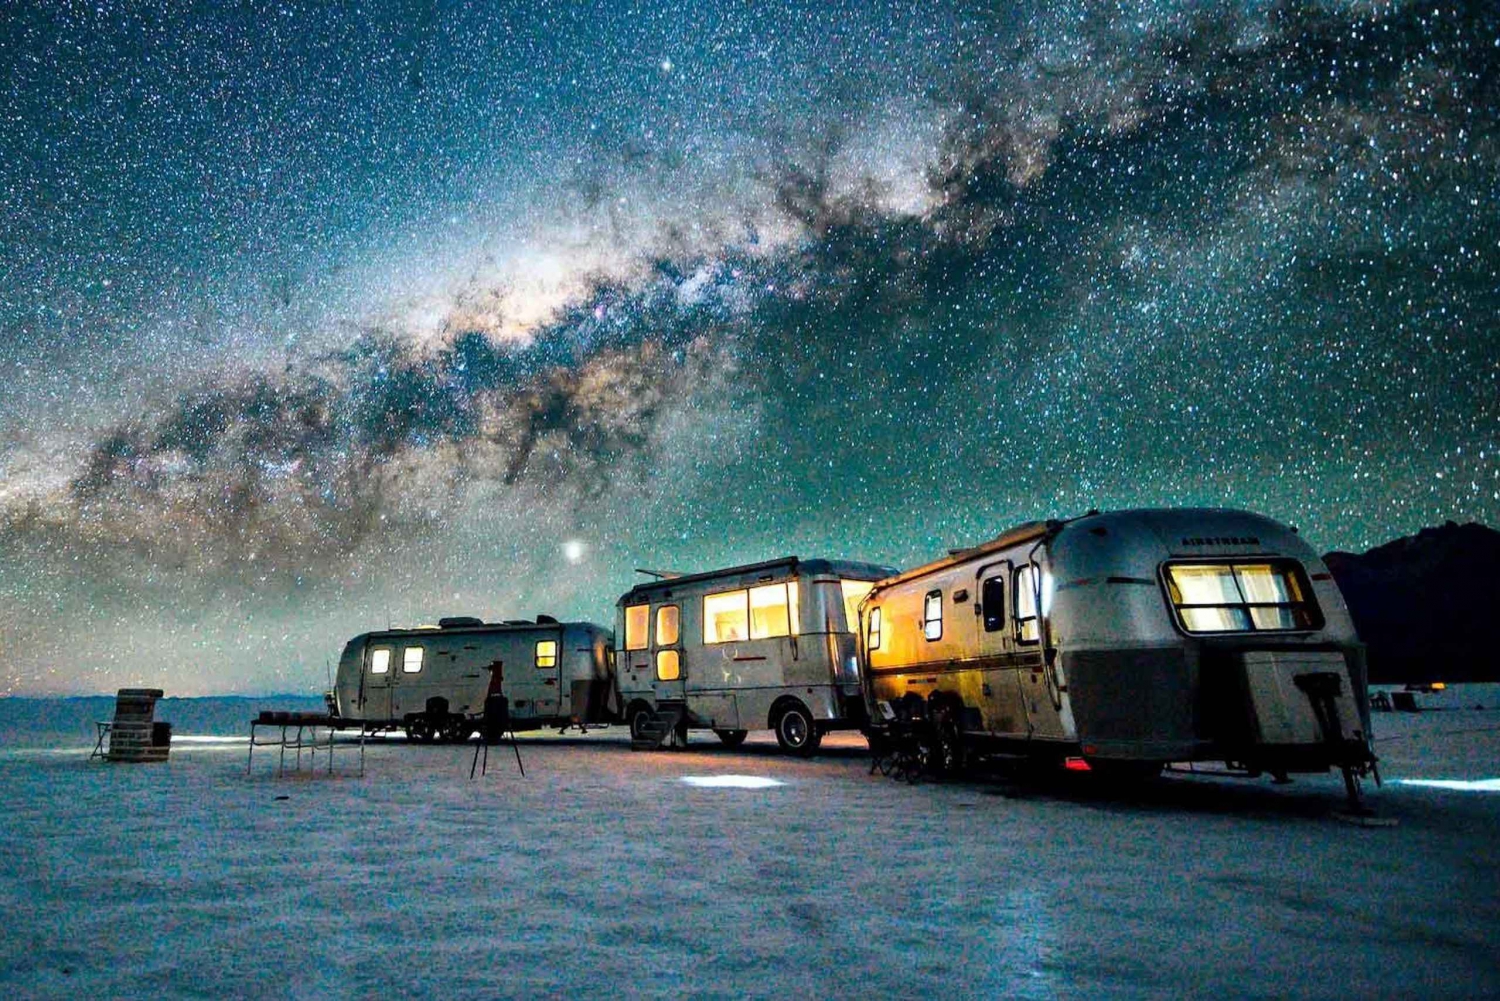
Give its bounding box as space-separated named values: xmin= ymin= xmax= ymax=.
xmin=441 ymin=718 xmax=471 ymax=743
xmin=714 ymin=729 xmax=748 ymax=748
xmin=628 ymin=704 xmax=654 ymax=742
xmin=405 ymin=718 xmax=435 ymax=743
xmin=773 ymin=703 xmax=821 ymax=757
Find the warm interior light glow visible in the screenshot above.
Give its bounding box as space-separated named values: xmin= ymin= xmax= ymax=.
xmin=704 ymin=589 xmax=749 ymax=643
xmin=656 ymin=604 xmax=680 ymax=646
xmin=749 ymin=583 xmax=793 ymax=639
xmin=679 ymin=775 xmax=784 ymax=789
xmin=625 ymin=604 xmax=649 ymax=650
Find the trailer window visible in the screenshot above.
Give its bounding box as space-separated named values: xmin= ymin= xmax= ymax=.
xmin=839 ymin=580 xmax=874 ymax=634
xmin=981 ymin=576 xmax=1005 ymax=632
xmin=750 ymin=582 xmax=797 ymax=639
xmin=923 ymin=590 xmax=943 ymax=641
xmin=656 ymin=649 xmax=680 ymax=681
xmin=625 ymin=604 xmax=650 ymax=651
xmin=369 ymin=648 xmax=391 ymax=675
xmin=402 ymin=647 xmax=425 ymax=673
xmin=1164 ymin=561 xmax=1322 ymax=633
xmin=1015 ymin=566 xmax=1039 ymax=644
xmin=867 ymin=606 xmax=882 ymax=651
xmin=704 ymin=590 xmax=749 ymax=643
xmin=535 ymin=640 xmax=558 ymax=668
xmin=656 ymin=605 xmax=680 ymax=646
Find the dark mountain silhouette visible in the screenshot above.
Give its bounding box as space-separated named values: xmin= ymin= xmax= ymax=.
xmin=1324 ymin=521 xmax=1500 ymax=685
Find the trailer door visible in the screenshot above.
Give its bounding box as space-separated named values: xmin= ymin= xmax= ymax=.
xmin=363 ymin=645 xmax=395 ymax=721
xmin=508 ymin=630 xmax=562 ymax=720
xmin=1014 ymin=563 xmax=1066 ymax=741
xmin=532 ymin=631 xmax=562 ymax=718
xmin=652 ymin=603 xmax=686 ymax=703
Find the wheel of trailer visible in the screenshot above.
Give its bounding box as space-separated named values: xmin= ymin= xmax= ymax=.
xmin=406 ymin=718 xmax=435 ymax=743
xmin=773 ymin=702 xmax=821 ymax=757
xmin=628 ymin=703 xmax=654 ymax=742
xmin=441 ymin=718 xmax=471 ymax=744
xmin=714 ymin=729 xmax=748 ymax=748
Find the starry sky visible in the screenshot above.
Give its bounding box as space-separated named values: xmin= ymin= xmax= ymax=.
xmin=1 ymin=0 xmax=1496 ymax=695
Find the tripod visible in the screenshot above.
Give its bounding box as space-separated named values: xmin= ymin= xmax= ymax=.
xmin=470 ymin=694 xmax=525 ymax=779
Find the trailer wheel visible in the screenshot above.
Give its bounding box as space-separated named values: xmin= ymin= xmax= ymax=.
xmin=405 ymin=718 xmax=436 ymax=743
xmin=714 ymin=729 xmax=748 ymax=748
xmin=627 ymin=703 xmax=655 ymax=742
xmin=441 ymin=718 xmax=471 ymax=744
xmin=773 ymin=702 xmax=821 ymax=757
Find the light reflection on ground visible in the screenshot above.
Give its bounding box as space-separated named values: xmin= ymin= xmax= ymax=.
xmin=679 ymin=775 xmax=784 ymax=789
xmin=1394 ymin=778 xmax=1500 ymax=792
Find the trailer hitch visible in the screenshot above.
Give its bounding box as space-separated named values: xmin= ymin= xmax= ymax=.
xmin=1294 ymin=671 xmax=1378 ymax=816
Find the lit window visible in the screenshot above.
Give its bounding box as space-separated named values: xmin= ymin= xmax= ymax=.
xmin=1164 ymin=562 xmax=1322 ymax=633
xmin=923 ymin=590 xmax=943 ymax=641
xmin=704 ymin=589 xmax=750 ymax=643
xmin=982 ymin=576 xmax=1005 ymax=633
xmin=656 ymin=649 xmax=681 ymax=681
xmin=625 ymin=604 xmax=649 ymax=651
xmin=1015 ymin=566 xmax=1039 ymax=643
xmin=839 ymin=580 xmax=874 ymax=633
xmin=535 ymin=640 xmax=557 ymax=668
xmin=369 ymin=649 xmax=391 ymax=675
xmin=402 ymin=647 xmax=424 ymax=673
xmin=868 ymin=606 xmax=882 ymax=651
xmin=750 ymin=583 xmax=796 ymax=639
xmin=656 ymin=605 xmax=680 ymax=646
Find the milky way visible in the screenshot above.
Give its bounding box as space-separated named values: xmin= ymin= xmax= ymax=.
xmin=1 ymin=1 xmax=1496 ymax=694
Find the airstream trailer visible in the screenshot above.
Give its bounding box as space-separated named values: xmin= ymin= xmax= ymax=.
xmin=615 ymin=556 xmax=896 ymax=754
xmin=859 ymin=509 xmax=1376 ymax=790
xmin=330 ymin=616 xmax=617 ymax=742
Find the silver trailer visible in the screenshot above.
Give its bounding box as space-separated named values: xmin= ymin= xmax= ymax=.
xmin=615 ymin=556 xmax=896 ymax=754
xmin=329 ymin=616 xmax=617 ymax=742
xmin=860 ymin=509 xmax=1376 ymax=792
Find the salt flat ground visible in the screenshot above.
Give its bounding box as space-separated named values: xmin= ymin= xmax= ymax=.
xmin=2 ymin=708 xmax=1498 ymax=1000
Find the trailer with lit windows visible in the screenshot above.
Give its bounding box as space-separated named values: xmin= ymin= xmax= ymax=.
xmin=857 ymin=509 xmax=1377 ymax=798
xmin=328 ymin=616 xmax=617 ymax=742
xmin=615 ymin=556 xmax=896 ymax=754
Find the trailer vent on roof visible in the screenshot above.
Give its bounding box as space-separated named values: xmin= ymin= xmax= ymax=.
xmin=535 ymin=614 xmax=559 ymax=624
xmin=437 ymin=616 xmax=485 ymax=629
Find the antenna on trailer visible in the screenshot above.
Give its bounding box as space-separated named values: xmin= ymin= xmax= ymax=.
xmin=634 ymin=568 xmax=683 ymax=580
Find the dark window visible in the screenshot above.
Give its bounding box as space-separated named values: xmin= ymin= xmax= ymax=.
xmin=923 ymin=590 xmax=943 ymax=641
xmin=981 ymin=576 xmax=1005 ymax=633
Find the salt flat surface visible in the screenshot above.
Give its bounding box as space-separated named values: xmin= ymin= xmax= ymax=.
xmin=2 ymin=708 xmax=1498 ymax=1000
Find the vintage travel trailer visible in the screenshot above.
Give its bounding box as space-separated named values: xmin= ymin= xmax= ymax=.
xmin=858 ymin=508 xmax=1376 ymax=787
xmin=329 ymin=616 xmax=617 ymax=741
xmin=615 ymin=556 xmax=897 ymax=754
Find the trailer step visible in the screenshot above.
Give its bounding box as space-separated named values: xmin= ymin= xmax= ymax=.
xmin=631 ymin=703 xmax=686 ymax=751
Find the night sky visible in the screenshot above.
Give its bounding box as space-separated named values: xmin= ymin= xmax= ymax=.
xmin=1 ymin=1 xmax=1496 ymax=695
